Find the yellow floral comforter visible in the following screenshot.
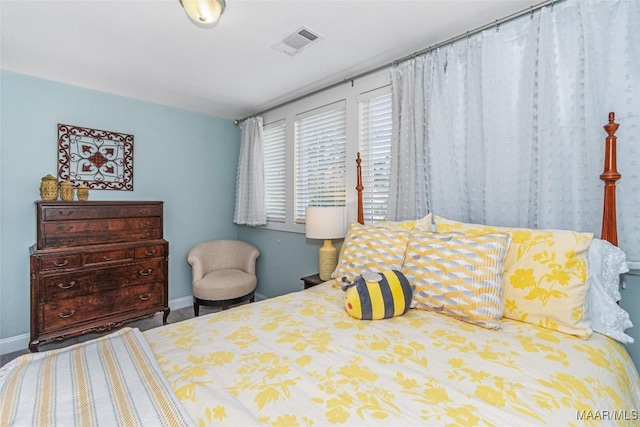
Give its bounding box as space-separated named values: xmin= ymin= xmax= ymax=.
xmin=144 ymin=283 xmax=640 ymax=426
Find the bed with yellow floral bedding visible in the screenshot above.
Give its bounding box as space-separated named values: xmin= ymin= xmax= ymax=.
xmin=144 ymin=282 xmax=640 ymax=426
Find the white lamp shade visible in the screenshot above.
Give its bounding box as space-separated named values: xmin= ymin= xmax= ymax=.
xmin=305 ymin=207 xmax=346 ymax=239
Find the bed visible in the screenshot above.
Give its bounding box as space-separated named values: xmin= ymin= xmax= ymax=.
xmin=1 ymin=113 xmax=639 ymax=426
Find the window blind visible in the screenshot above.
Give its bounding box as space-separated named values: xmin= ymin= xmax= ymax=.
xmin=359 ymin=92 xmax=392 ymax=223
xmin=263 ymin=121 xmax=287 ymax=223
xmin=294 ymin=102 xmax=347 ymax=223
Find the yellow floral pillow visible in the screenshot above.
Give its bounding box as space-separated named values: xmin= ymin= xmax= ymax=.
xmin=433 ymin=216 xmax=594 ymax=338
xmin=332 ymin=222 xmax=410 ymax=287
xmin=402 ymin=230 xmax=510 ymax=329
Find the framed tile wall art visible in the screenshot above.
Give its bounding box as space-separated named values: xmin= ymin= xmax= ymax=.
xmin=57 ymin=123 xmax=134 ymax=190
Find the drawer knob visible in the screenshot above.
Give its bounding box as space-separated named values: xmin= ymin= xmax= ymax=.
xmin=54 ymin=260 xmax=69 ymax=267
xmin=139 ymin=294 xmax=151 ymax=301
xmin=103 ymin=255 xmax=113 ymax=261
xmin=144 ymin=250 xmax=156 ymax=256
xmin=58 ymin=210 xmax=74 ymax=216
xmin=58 ymin=310 xmax=76 ymax=318
xmin=139 ymin=221 xmax=150 ymax=227
xmin=139 ymin=269 xmax=153 ymax=276
xmin=57 ymin=225 xmax=73 ymax=231
xmin=139 ymin=209 xmax=149 ymax=214
xmin=139 ymin=232 xmax=151 ymax=238
xmin=58 ymin=281 xmax=76 ymax=290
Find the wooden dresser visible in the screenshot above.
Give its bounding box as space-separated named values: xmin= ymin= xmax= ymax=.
xmin=29 ymin=201 xmax=169 ymax=352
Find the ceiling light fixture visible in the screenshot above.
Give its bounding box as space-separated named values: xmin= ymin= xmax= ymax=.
xmin=180 ymin=0 xmax=226 ymax=27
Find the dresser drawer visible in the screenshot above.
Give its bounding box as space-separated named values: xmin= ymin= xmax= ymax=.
xmin=41 ymin=204 xmax=163 ymax=221
xmin=82 ymin=248 xmax=134 ymax=265
xmin=42 ymin=217 xmax=161 ymax=235
xmin=41 ymin=282 xmax=165 ymax=333
xmin=38 ymin=254 xmax=82 ymax=271
xmin=43 ymin=229 xmax=162 ymax=249
xmin=135 ymin=244 xmax=166 ymax=259
xmin=42 ymin=258 xmax=166 ymax=301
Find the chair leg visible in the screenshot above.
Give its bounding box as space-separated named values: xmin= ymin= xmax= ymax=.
xmin=194 ymin=301 xmax=200 ymax=317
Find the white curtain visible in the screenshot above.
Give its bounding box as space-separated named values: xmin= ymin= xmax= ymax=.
xmin=389 ymin=0 xmax=640 ymax=265
xmin=233 ymin=116 xmax=267 ymax=226
xmin=388 ymin=58 xmax=428 ymax=221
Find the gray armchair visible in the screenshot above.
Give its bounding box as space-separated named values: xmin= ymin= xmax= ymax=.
xmin=187 ymin=240 xmax=260 ymax=316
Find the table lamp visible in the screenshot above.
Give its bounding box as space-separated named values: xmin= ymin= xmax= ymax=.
xmin=305 ymin=206 xmax=346 ymax=281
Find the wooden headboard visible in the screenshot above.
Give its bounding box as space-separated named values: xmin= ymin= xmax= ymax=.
xmin=355 ymin=112 xmax=621 ymax=246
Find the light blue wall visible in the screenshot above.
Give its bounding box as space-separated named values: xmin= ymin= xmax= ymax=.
xmin=236 ymin=227 xmax=330 ymax=297
xmin=620 ymin=273 xmax=640 ymax=372
xmin=0 ymin=70 xmax=240 ymax=341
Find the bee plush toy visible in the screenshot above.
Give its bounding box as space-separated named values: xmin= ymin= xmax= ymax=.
xmin=341 ymin=270 xmax=413 ymax=320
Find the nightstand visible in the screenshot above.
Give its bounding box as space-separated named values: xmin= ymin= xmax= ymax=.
xmin=301 ymin=273 xmax=324 ymax=289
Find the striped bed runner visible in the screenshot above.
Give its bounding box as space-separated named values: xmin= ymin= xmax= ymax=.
xmin=0 ymin=327 xmax=194 ymax=427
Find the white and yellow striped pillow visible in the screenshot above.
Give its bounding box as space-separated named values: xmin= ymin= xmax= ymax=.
xmin=332 ymin=222 xmax=410 ymax=286
xmin=402 ymin=230 xmax=511 ymax=329
xmin=335 ymin=215 xmax=433 ymax=275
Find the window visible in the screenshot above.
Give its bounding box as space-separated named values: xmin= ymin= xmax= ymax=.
xmin=261 ymin=71 xmax=392 ymax=232
xmin=294 ymin=101 xmax=347 ymax=223
xmin=358 ymin=91 xmax=392 ymax=223
xmin=263 ymin=120 xmax=287 ymax=223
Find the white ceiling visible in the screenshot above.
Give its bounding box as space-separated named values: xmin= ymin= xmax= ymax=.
xmin=1 ymin=0 xmax=534 ymax=120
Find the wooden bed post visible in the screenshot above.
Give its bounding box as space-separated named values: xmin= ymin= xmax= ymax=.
xmin=356 ymin=152 xmax=364 ymax=225
xmin=600 ymin=112 xmax=621 ymax=246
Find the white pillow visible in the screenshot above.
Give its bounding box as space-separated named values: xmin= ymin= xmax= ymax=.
xmin=585 ymin=239 xmax=633 ymax=343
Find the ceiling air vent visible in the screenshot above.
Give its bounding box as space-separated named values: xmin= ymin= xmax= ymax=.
xmin=273 ymin=27 xmax=323 ymax=56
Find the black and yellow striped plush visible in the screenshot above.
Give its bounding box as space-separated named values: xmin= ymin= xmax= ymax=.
xmin=343 ymin=270 xmax=412 ymax=320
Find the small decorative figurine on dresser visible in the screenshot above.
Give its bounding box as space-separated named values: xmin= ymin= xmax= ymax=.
xmin=77 ymin=184 xmax=89 ymax=201
xmin=59 ymin=180 xmax=74 ymax=201
xmin=39 ymin=174 xmax=58 ymax=201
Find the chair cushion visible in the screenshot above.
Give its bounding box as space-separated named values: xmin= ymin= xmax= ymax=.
xmin=193 ymin=269 xmax=257 ymax=301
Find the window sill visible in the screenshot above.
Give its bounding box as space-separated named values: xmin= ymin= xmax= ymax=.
xmin=240 ymin=221 xmax=305 ymax=234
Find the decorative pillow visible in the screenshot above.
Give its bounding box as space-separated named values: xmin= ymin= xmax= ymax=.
xmin=332 ymin=222 xmax=409 ymax=286
xmin=433 ymin=215 xmax=594 ymax=338
xmin=335 ymin=215 xmax=433 ymax=275
xmin=376 ymin=213 xmax=434 ymax=232
xmin=342 ymin=270 xmax=412 ymax=320
xmin=585 ymin=238 xmax=633 ymax=343
xmin=402 ymin=230 xmax=511 ymax=329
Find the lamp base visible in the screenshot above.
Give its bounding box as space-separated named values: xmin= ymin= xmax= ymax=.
xmin=318 ymin=239 xmax=338 ymax=281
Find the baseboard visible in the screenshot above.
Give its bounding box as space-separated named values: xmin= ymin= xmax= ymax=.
xmin=0 ymin=293 xmax=270 ymax=356
xmin=0 ymin=333 xmax=29 ymax=357
xmin=169 ymin=295 xmax=193 ymax=311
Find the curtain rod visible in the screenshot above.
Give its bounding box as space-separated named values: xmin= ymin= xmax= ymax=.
xmin=234 ymin=0 xmax=558 ymax=125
